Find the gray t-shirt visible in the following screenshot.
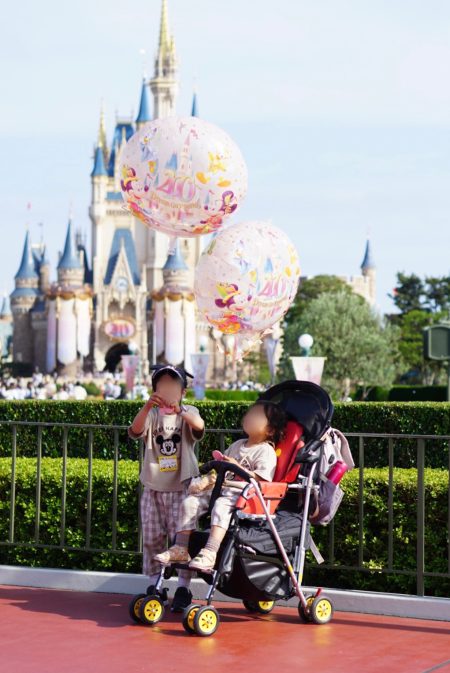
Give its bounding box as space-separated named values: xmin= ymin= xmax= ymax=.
xmin=128 ymin=405 xmax=204 ymax=492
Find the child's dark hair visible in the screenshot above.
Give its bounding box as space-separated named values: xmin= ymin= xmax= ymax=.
xmin=252 ymin=400 xmax=287 ymax=446
xmin=151 ymin=365 xmax=193 ymax=391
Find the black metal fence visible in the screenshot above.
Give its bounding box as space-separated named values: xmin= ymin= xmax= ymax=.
xmin=0 ymin=421 xmax=449 ymax=597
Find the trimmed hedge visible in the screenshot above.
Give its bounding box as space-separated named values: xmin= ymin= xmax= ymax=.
xmin=356 ymin=386 xmax=448 ymax=402
xmin=1 ymin=400 xmax=450 ymax=468
xmin=0 ymin=457 xmax=448 ymax=597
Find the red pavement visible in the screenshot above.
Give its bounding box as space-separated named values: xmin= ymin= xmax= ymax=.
xmin=0 ymin=585 xmax=449 ymax=673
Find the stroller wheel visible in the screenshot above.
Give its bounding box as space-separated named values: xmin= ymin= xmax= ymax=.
xmin=243 ymin=600 xmax=275 ymax=614
xmin=298 ymin=595 xmax=314 ymax=623
xmin=310 ymin=596 xmax=334 ymax=625
xmin=243 ymin=599 xmax=258 ymax=613
xmin=193 ymin=606 xmax=220 ymax=637
xmin=139 ymin=595 xmax=165 ymax=626
xmin=129 ymin=593 xmax=147 ymax=624
xmin=182 ymin=604 xmax=201 ymax=634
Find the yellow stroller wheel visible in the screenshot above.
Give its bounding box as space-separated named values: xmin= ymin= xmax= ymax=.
xmin=310 ymin=595 xmax=334 ymax=625
xmin=139 ymin=595 xmax=165 ymax=626
xmin=243 ymin=599 xmax=275 ymax=614
xmin=193 ymin=606 xmax=220 ymax=636
xmin=182 ymin=604 xmax=200 ymax=634
xmin=128 ymin=593 xmax=147 ymax=624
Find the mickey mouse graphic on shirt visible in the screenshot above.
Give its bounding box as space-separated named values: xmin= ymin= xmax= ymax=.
xmin=155 ymin=432 xmax=181 ymax=456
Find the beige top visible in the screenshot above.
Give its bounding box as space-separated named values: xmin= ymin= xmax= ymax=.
xmin=128 ymin=405 xmax=204 ymax=492
xmin=224 ymin=439 xmax=277 ymax=482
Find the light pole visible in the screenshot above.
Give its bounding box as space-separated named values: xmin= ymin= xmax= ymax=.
xmin=290 ymin=333 xmax=326 ymax=385
xmin=128 ymin=341 xmax=141 ymax=399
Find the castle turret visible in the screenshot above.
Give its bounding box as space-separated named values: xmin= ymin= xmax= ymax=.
xmin=150 ymin=0 xmax=178 ymax=119
xmin=136 ymin=78 xmax=151 ymax=129
xmin=57 ymin=219 xmax=84 ymax=287
xmin=10 ymin=231 xmax=39 ymax=366
xmin=361 ymin=238 xmax=376 ymax=304
xmin=191 ymin=90 xmax=199 ymax=117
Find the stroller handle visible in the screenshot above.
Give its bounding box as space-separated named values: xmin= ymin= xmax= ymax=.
xmin=199 ymin=459 xmax=252 ymax=483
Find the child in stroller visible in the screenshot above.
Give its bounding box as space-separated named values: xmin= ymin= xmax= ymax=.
xmin=129 ymin=380 xmax=353 ymax=636
xmin=153 ymin=400 xmax=287 ymax=572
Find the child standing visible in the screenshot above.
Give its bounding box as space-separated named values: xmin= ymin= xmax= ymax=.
xmin=128 ymin=365 xmax=205 ymax=612
xmin=154 ymin=400 xmax=286 ymax=572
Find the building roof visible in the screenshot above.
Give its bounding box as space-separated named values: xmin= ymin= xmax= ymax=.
xmin=108 ymin=122 xmax=134 ymax=176
xmin=15 ymin=231 xmax=39 ymax=281
xmin=91 ymin=145 xmax=108 ymax=177
xmin=361 ymin=239 xmax=375 ymax=270
xmin=10 ymin=286 xmax=39 ymax=299
xmin=136 ymin=79 xmax=151 ymax=124
xmin=191 ymin=91 xmax=199 ymax=117
xmin=163 ymin=239 xmax=188 ymax=271
xmin=58 ymin=219 xmax=82 ymax=270
xmin=104 ymin=228 xmax=140 ymax=286
xmin=0 ymin=295 xmax=11 ymax=317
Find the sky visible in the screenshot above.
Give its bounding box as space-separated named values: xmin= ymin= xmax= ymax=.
xmin=1 ymin=0 xmax=450 ymax=314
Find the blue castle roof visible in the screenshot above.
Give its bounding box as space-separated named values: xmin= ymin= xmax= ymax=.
xmin=108 ymin=122 xmax=134 ymax=176
xmin=0 ymin=295 xmax=11 ymax=316
xmin=104 ymin=228 xmax=140 ymax=286
xmin=91 ymin=145 xmax=107 ymax=177
xmin=361 ymin=239 xmax=375 ymax=270
xmin=163 ymin=239 xmax=188 ymax=271
xmin=136 ymin=80 xmax=151 ymax=124
xmin=191 ymin=92 xmax=199 ymax=117
xmin=15 ymin=231 xmax=39 ymax=281
xmin=58 ymin=220 xmax=82 ymax=270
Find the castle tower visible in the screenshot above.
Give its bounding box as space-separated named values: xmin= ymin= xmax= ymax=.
xmin=151 ymin=240 xmax=196 ymax=369
xmin=0 ymin=294 xmax=12 ymax=361
xmin=136 ymin=78 xmax=151 ymax=130
xmin=10 ymin=231 xmax=39 ymax=366
xmin=57 ymin=219 xmax=84 ymax=287
xmin=150 ymin=0 xmax=178 ymax=119
xmin=361 ymin=238 xmax=376 ymax=305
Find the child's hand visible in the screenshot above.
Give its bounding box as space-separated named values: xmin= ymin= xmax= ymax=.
xmin=222 ymin=456 xmax=240 ymax=466
xmin=167 ymin=399 xmax=182 ymax=414
xmin=146 ymin=393 xmax=165 ymax=409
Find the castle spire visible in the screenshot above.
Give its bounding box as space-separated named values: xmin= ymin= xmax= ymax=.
xmin=136 ymin=78 xmax=151 ymax=127
xmin=150 ymin=0 xmax=178 ymax=118
xmin=15 ymin=230 xmax=38 ymax=280
xmin=97 ymin=104 xmax=108 ymax=165
xmin=158 ymin=0 xmax=171 ymax=55
xmin=191 ymin=90 xmax=199 ymax=117
xmin=361 ymin=238 xmax=375 ymax=272
xmin=58 ymin=219 xmax=82 ymax=271
xmin=91 ymin=145 xmax=107 ymax=177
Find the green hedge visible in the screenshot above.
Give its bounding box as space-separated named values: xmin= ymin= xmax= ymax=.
xmin=356 ymin=386 xmax=448 ymax=402
xmin=0 ymin=457 xmax=448 ymax=597
xmin=1 ymin=400 xmax=450 ymax=467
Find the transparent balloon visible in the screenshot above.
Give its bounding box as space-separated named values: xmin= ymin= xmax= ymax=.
xmin=194 ymin=221 xmax=301 ymax=357
xmin=119 ymin=117 xmax=248 ymax=238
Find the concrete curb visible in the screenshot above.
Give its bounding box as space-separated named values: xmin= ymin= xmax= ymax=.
xmin=1 ymin=565 xmax=449 ymax=622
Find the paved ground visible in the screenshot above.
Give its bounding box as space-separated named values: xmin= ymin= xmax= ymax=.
xmin=0 ymin=585 xmax=449 ymax=673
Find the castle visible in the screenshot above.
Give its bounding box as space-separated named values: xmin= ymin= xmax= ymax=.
xmin=8 ymin=0 xmax=376 ymax=379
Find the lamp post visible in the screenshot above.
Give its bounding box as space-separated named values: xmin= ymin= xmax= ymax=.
xmin=290 ymin=333 xmax=326 ymax=385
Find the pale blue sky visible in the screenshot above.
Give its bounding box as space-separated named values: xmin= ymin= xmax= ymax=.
xmin=1 ymin=0 xmax=450 ymax=313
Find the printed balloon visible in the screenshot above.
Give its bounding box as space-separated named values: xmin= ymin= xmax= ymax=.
xmin=194 ymin=221 xmax=300 ymax=354
xmin=119 ymin=117 xmax=248 ymax=237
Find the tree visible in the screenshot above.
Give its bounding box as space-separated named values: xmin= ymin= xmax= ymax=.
xmin=389 ymin=273 xmax=425 ymax=313
xmin=284 ymin=275 xmax=353 ymax=325
xmin=281 ymin=291 xmax=402 ymax=400
xmin=395 ymin=309 xmax=446 ymax=384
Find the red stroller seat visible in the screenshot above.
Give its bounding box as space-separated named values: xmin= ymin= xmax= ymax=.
xmin=235 ymin=421 xmax=305 ymax=516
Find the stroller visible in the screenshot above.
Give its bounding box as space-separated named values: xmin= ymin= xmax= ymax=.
xmin=129 ymin=380 xmax=353 ymax=636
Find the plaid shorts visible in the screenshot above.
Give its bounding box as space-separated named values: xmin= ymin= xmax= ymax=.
xmin=140 ymin=486 xmax=190 ymax=578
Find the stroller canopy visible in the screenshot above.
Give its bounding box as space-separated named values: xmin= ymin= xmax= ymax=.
xmin=258 ymin=380 xmax=334 ymax=441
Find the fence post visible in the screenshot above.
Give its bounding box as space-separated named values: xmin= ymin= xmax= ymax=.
xmin=416 ymin=438 xmax=426 ymax=596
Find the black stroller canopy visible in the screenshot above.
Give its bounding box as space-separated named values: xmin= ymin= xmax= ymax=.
xmin=258 ymin=380 xmax=334 ymax=440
